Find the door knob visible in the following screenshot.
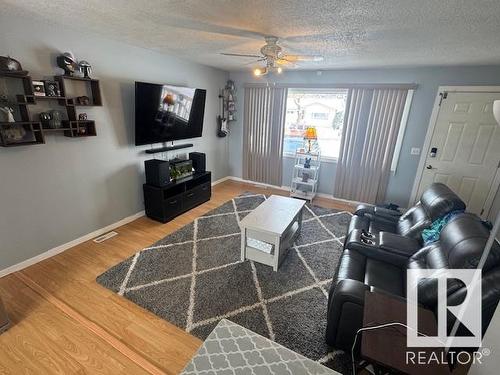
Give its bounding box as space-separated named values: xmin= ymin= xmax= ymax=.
xmin=426 ymin=165 xmax=434 ymax=169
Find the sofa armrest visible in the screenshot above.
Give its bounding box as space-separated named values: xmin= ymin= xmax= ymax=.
xmin=354 ymin=204 xmax=376 ymax=216
xmin=374 ymin=206 xmax=402 ymax=218
xmin=326 ymin=279 xmax=369 ymax=349
xmin=345 ymin=230 xmax=410 ymax=268
xmin=355 ymin=204 xmax=401 ymax=224
xmin=379 ymin=232 xmax=421 ymax=258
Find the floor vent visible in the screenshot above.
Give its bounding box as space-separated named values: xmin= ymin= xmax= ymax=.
xmin=93 ymin=231 xmax=118 ymax=243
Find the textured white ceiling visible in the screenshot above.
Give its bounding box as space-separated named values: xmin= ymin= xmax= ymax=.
xmin=3 ymin=0 xmax=500 ymax=71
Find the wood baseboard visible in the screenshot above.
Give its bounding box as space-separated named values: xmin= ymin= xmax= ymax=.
xmin=0 ymin=211 xmax=145 ymax=278
xmin=0 ymin=176 xmax=357 ymax=280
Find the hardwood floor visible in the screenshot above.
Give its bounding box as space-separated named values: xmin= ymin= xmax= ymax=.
xmin=0 ymin=181 xmax=355 ymax=374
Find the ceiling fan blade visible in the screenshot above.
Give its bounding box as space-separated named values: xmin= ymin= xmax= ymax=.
xmin=282 ymin=54 xmax=324 ymax=62
xmin=275 ymin=59 xmax=298 ymax=68
xmin=149 ymin=14 xmax=265 ymax=40
xmin=220 ymin=53 xmax=263 ymax=58
xmin=242 ymin=58 xmax=267 ymax=66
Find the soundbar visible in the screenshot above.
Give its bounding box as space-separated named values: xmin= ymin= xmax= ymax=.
xmin=145 ymin=143 xmax=194 ymax=154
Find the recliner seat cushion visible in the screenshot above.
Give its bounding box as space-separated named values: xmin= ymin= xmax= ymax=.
xmin=335 ymin=249 xmax=404 ymax=297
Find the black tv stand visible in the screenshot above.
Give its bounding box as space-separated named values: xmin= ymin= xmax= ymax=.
xmin=143 ymin=171 xmax=211 ymax=223
xmin=145 ymin=143 xmax=194 ymax=154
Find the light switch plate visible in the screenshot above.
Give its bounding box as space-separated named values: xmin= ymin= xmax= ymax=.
xmin=411 ymin=147 xmax=421 ymax=155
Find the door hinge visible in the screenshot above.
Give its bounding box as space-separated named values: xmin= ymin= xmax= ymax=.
xmin=439 ymin=92 xmax=448 ymax=106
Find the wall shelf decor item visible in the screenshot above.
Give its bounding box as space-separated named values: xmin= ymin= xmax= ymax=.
xmin=224 ymin=80 xmax=236 ymax=122
xmin=0 ymin=121 xmax=44 ymax=147
xmin=216 ymin=80 xmax=236 ymax=138
xmin=56 ymin=52 xmax=79 ymax=76
xmin=0 ymin=56 xmax=27 ymax=76
xmin=0 ymin=63 xmax=101 ymax=147
xmin=290 ymin=148 xmax=321 ymax=201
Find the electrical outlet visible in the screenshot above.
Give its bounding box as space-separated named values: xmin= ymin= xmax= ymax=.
xmin=410 ymin=147 xmax=421 ymax=155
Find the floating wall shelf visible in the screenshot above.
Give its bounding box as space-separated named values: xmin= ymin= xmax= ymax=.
xmin=0 ymin=71 xmax=102 ymax=147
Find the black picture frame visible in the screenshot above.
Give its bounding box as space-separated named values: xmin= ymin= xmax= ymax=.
xmin=0 ymin=123 xmax=36 ymax=145
xmin=32 ymin=80 xmax=46 ymax=97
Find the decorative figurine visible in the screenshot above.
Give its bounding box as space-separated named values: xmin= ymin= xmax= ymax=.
xmin=56 ymin=52 xmax=78 ymax=76
xmin=44 ymin=80 xmax=61 ymax=97
xmin=0 ymin=106 xmax=15 ymax=122
xmin=79 ymin=113 xmax=88 ymax=120
xmin=302 ymin=171 xmax=310 ymax=183
xmin=76 ymin=96 xmax=90 ymax=105
xmin=49 ymin=110 xmax=62 ymax=129
xmin=0 ymin=56 xmax=27 ymax=75
xmin=304 ymin=157 xmax=311 ymax=169
xmin=39 ymin=111 xmax=52 ymax=127
xmin=78 ymin=60 xmax=92 ymax=78
xmin=39 ymin=110 xmax=62 ymax=128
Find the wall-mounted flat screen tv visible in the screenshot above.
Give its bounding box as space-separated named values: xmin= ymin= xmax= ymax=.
xmin=135 ymin=82 xmax=206 ymax=146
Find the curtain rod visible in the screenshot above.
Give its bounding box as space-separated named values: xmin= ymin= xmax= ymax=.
xmin=243 ymin=82 xmax=418 ymax=90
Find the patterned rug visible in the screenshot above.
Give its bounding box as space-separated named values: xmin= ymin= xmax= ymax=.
xmin=97 ymin=193 xmax=353 ymax=373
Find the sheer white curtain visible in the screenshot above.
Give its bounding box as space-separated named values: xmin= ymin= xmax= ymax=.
xmin=334 ymin=88 xmax=409 ymax=203
xmin=243 ymin=86 xmax=288 ymax=186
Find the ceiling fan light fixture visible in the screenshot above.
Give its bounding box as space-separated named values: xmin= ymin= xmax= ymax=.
xmin=254 ymin=67 xmax=268 ymax=76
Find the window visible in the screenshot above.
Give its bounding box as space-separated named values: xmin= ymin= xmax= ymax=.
xmin=283 ymin=89 xmax=348 ymax=159
xmin=311 ymin=112 xmax=328 ymax=120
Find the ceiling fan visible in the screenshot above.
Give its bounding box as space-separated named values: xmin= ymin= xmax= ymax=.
xmin=221 ymin=36 xmax=324 ymax=76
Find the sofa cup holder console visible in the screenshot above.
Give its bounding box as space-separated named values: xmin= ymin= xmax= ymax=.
xmin=346 ymin=229 xmax=421 ymax=259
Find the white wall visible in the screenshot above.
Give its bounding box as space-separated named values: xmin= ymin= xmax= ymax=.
xmin=0 ymin=14 xmax=229 ymax=270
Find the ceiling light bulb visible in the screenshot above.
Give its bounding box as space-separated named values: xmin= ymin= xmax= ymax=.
xmin=254 ymin=68 xmax=262 ymax=76
xmin=277 ymin=67 xmax=283 ymax=74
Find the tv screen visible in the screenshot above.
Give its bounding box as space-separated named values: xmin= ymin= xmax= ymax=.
xmin=135 ymin=82 xmax=206 ymax=146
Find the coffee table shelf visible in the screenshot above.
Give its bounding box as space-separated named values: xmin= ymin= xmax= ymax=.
xmin=239 ymin=195 xmax=305 ymax=271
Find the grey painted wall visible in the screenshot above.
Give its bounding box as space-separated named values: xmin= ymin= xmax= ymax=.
xmin=0 ymin=14 xmax=228 ymax=270
xmin=229 ymin=66 xmax=500 ymax=206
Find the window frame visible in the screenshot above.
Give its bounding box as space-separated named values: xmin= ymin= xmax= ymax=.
xmin=282 ymin=88 xmax=414 ymax=168
xmin=282 ymin=88 xmax=348 ymax=161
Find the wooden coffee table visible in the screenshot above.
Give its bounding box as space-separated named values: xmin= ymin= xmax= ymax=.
xmin=239 ymin=195 xmax=305 ymax=271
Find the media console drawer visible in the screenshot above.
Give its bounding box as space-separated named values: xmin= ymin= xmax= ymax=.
xmin=143 ymin=171 xmax=212 ymax=223
xmin=184 ymin=182 xmax=211 ymax=209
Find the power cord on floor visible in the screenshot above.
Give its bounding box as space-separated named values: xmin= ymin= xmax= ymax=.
xmin=351 ymin=322 xmax=444 ymax=375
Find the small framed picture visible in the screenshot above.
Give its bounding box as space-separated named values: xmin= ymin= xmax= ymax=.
xmin=44 ymin=80 xmax=61 ymax=97
xmin=32 ymin=81 xmax=46 ymax=97
xmin=0 ymin=123 xmax=36 ymax=145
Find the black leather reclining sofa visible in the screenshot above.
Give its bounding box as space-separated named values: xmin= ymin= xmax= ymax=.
xmin=326 ymin=183 xmax=500 ymax=351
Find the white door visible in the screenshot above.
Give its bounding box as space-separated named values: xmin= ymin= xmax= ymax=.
xmin=416 ymin=92 xmax=500 ymax=216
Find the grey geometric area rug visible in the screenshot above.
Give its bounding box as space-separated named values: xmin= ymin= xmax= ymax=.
xmin=97 ymin=193 xmax=353 ymax=374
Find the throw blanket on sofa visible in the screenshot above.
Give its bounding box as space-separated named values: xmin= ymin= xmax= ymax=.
xmin=422 ymin=210 xmax=464 ymax=245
